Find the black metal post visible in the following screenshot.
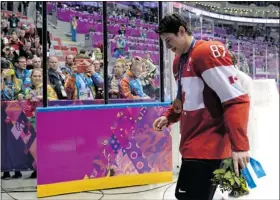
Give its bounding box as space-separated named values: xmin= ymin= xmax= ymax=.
xmin=42 ymin=2 xmax=48 ymax=107
xmin=159 ymin=2 xmax=164 ymax=102
xmin=102 ymin=2 xmax=109 ymax=104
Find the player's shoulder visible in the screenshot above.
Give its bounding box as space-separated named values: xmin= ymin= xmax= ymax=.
xmin=193 ymin=40 xmax=225 ymax=56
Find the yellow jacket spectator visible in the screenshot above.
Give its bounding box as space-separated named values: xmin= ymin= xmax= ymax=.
xmin=25 ymin=69 xmax=58 ymax=101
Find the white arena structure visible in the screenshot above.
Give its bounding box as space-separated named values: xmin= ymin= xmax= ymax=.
xmin=1 ymin=1 xmax=279 ymax=200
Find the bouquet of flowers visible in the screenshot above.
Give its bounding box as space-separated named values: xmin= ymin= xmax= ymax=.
xmin=212 ymin=158 xmax=249 ymax=198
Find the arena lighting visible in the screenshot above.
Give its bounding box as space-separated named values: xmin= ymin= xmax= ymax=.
xmin=178 ymin=3 xmax=279 ymax=23
xmin=195 ymin=10 xmax=201 ymax=16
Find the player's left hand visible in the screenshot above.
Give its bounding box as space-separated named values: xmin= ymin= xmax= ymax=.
xmin=232 ymin=151 xmax=250 ymax=177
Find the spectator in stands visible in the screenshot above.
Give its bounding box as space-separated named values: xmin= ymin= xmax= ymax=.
xmin=145 ymin=52 xmax=153 ymax=64
xmin=64 ymin=55 xmax=104 ymax=100
xmin=61 ymin=54 xmax=74 ymax=76
xmin=2 ymin=45 xmax=18 ymax=64
xmin=118 ymin=24 xmax=126 ymax=36
xmin=93 ymin=60 xmax=103 ymax=77
xmin=19 ymin=40 xmax=33 ymax=59
xmin=93 ymin=48 xmax=103 ymax=60
xmin=141 ymin=27 xmax=147 ymax=39
xmin=1 ymin=68 xmax=21 ymax=101
xmin=31 ymin=35 xmax=42 ymax=56
xmin=32 ymin=56 xmax=42 ymax=69
xmin=130 ymin=18 xmax=136 ymax=28
xmin=25 ymin=68 xmax=58 ymax=101
xmin=26 ymin=57 xmax=34 ymax=70
xmin=22 ymin=1 xmax=28 ymax=16
xmin=10 ymin=30 xmax=24 ymax=51
xmin=48 ymin=56 xmax=68 ymax=100
xmin=109 ymin=59 xmax=125 ymax=99
xmin=1 ymin=14 xmax=9 ymax=34
xmin=124 ymin=59 xmax=132 ymax=72
xmin=71 ymin=16 xmax=78 ymax=42
xmin=1 ymin=30 xmax=9 ymax=48
xmin=8 ymin=12 xmax=20 ymax=32
xmin=14 ymin=56 xmax=32 ymax=100
xmin=78 ymin=49 xmax=86 ymax=56
xmin=18 ymin=29 xmax=26 ymax=43
xmin=119 ymin=57 xmax=150 ymax=99
xmin=139 ymin=59 xmax=157 ymax=98
xmin=113 ymin=35 xmax=126 ymax=58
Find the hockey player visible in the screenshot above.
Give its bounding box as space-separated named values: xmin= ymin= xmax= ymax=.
xmin=153 ymin=13 xmax=250 ymax=200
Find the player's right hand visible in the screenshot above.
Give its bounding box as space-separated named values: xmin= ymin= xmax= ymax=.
xmin=153 ymin=116 xmax=168 ymax=132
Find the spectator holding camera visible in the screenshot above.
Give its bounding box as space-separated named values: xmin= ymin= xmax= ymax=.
xmin=64 ymin=56 xmax=104 ymax=100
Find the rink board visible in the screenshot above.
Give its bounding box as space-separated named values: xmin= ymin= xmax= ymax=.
xmin=36 ymin=102 xmax=173 ymax=197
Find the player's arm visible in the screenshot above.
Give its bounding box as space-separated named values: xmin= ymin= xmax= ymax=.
xmin=195 ymin=42 xmax=250 ymax=152
xmin=162 ymin=57 xmax=181 ymax=125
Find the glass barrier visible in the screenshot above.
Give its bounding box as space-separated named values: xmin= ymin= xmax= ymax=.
xmin=202 ymin=18 xmax=214 ymax=40
xmin=106 ymin=2 xmax=160 ymax=103
xmin=47 ymin=1 xmax=104 ymax=105
xmin=1 ymin=1 xmax=43 ymax=178
xmin=237 ymin=40 xmax=252 ymax=76
xmin=163 ymin=2 xmax=173 ymax=102
xmin=182 ymin=9 xmax=202 ymax=40
xmin=266 ymin=45 xmax=279 ymax=80
xmin=253 ymin=40 xmax=267 ymax=79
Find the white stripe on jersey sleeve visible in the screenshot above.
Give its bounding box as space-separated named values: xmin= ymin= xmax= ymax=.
xmin=201 ymin=65 xmax=248 ymax=103
xmin=237 ymin=70 xmax=253 ymax=99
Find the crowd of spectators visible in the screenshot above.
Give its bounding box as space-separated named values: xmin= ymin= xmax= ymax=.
xmin=48 ymin=2 xmax=161 ymax=100
xmin=1 ymin=6 xmax=160 ymax=105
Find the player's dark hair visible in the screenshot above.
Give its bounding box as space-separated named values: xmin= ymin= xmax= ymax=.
xmin=155 ymin=13 xmax=192 ymax=36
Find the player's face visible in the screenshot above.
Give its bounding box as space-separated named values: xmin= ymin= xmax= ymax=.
xmin=160 ymin=27 xmax=187 ymax=56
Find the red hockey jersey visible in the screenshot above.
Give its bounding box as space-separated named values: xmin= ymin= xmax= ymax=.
xmin=164 ymin=40 xmax=250 ymax=159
